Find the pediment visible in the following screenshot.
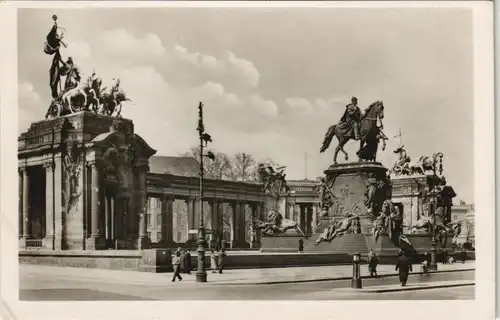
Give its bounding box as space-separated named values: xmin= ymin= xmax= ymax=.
xmin=91 ymin=131 xmax=156 ymax=159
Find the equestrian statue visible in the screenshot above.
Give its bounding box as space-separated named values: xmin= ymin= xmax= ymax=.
xmin=320 ymin=97 xmax=387 ymax=164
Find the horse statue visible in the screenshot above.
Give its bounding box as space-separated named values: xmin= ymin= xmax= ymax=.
xmin=100 ymin=79 xmax=132 ymax=117
xmin=411 ymin=206 xmax=453 ymax=247
xmin=408 ymin=152 xmax=443 ymax=175
xmin=320 ymin=101 xmax=385 ymax=164
xmin=45 ymin=76 xmax=104 ymax=118
xmin=253 ymin=208 xmax=308 ymax=238
xmin=314 ymin=213 xmax=361 ymax=246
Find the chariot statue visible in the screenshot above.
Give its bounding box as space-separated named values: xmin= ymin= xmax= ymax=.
xmin=43 ymin=15 xmax=131 ymax=119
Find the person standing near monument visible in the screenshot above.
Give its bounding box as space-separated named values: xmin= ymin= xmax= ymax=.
xmin=368 ymin=249 xmax=379 ymax=277
xmin=395 ymin=250 xmax=412 ymax=286
xmin=298 ymin=239 xmax=304 ymax=253
xmin=338 ymin=97 xmax=362 ymax=140
xmin=217 ymin=248 xmax=226 ymax=274
xmin=184 ymin=248 xmax=192 ymax=274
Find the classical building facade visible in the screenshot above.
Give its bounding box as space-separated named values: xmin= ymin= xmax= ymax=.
xmin=18 ymin=112 xmax=471 ymax=252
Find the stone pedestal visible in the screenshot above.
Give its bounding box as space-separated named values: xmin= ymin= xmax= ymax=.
xmin=261 ymin=162 xmax=391 ymax=253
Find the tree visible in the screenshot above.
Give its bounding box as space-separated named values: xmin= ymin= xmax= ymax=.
xmin=180 ymin=146 xmax=233 ymax=180
xmin=230 ymin=152 xmax=257 ymax=182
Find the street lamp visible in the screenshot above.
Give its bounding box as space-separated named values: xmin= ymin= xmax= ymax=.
xmin=196 ymin=101 xmax=215 ymax=283
xmin=428 ymin=152 xmax=444 ymax=271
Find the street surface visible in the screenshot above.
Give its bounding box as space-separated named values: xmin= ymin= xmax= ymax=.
xmin=20 ymin=263 xmax=474 ymax=301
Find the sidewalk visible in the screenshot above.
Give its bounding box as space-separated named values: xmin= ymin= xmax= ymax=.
xmin=21 ymin=261 xmax=475 ymax=286
xmin=334 ymin=280 xmax=475 ymax=293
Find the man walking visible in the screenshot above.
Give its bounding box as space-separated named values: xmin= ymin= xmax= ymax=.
xmin=395 ymin=250 xmax=412 ymax=286
xmin=171 ymin=250 xmax=183 ymax=282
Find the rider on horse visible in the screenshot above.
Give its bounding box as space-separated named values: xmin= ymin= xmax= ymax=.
xmin=338 ymin=97 xmax=362 ymax=140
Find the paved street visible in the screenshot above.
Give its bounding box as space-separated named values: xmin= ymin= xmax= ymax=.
xmin=20 ymin=263 xmax=474 ymax=301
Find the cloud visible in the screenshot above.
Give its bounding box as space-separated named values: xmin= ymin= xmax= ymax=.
xmin=19 ymin=82 xmax=41 ymax=110
xmin=18 ymin=82 xmax=42 ymax=132
xmin=98 ymin=28 xmax=166 ymax=59
xmin=285 ymin=97 xmax=314 ymax=115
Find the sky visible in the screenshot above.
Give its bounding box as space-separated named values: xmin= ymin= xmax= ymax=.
xmin=17 ymin=7 xmax=474 ymax=203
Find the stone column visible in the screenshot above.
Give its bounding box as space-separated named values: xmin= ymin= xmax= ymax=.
xmin=161 ymin=195 xmax=174 ymax=245
xmin=217 ymin=199 xmax=225 ymax=248
xmin=312 ymin=204 xmax=318 ymax=234
xmin=87 ymin=161 xmax=103 ymax=250
xmin=137 ymin=168 xmax=150 ymax=250
xmin=18 ymin=166 xmax=28 ymax=248
xmin=21 ymin=166 xmax=29 ymax=242
xmin=187 ymin=197 xmax=196 ymax=242
xmin=53 ymin=158 xmax=63 ymax=250
xmin=18 ymin=167 xmax=23 ymax=239
xmin=230 ymin=201 xmax=239 ymax=248
xmin=43 ymin=162 xmax=55 ymax=249
xmin=254 ymin=202 xmax=262 ymax=248
xmin=299 ymin=204 xmax=306 ymax=230
xmin=240 ymin=202 xmax=247 ymax=247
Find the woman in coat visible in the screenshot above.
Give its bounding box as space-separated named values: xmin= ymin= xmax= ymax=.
xmin=368 ymin=249 xmax=379 ymax=277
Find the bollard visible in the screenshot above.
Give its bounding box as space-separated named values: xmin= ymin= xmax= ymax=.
xmin=351 ymin=252 xmax=362 ymax=289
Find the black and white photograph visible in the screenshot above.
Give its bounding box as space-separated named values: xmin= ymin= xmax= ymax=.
xmin=0 ymin=1 xmax=495 ymax=320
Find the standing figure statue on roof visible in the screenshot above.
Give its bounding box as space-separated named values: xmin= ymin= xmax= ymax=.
xmin=392 ymin=145 xmax=412 ymax=175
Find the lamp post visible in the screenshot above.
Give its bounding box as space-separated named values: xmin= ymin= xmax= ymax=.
xmin=196 ymin=101 xmax=214 ymax=283
xmin=429 ymin=153 xmax=444 ymax=271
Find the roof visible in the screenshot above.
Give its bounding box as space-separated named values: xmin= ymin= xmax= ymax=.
xmin=149 ymin=156 xmax=200 ymax=177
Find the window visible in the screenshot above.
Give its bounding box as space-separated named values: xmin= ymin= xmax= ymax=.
xmin=157 ymin=232 xmax=162 ymax=242
xmin=147 ymin=232 xmax=151 ymax=239
xmin=147 ymin=214 xmax=152 ymax=228
xmin=453 ymin=215 xmax=458 ymax=221
xmin=156 ymin=214 xmax=162 ymax=226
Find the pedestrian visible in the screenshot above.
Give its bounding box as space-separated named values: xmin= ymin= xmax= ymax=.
xmin=185 ymin=249 xmax=192 ymax=274
xmin=171 ymin=250 xmax=183 ymax=282
xmin=210 ymin=249 xmax=218 ymax=273
xmin=460 ymin=247 xmax=467 ymax=264
xmin=368 ymin=249 xmax=379 ymax=277
xmin=218 ymin=248 xmax=226 ymax=274
xmin=298 ymin=239 xmax=304 ymax=253
xmin=442 ymin=249 xmax=449 ymax=264
xmin=422 ymin=252 xmax=430 ymax=273
xmin=395 ymin=250 xmax=412 ymax=287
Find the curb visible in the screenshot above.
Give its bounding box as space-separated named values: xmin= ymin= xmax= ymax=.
xmin=334 ymin=281 xmax=475 ymax=293
xmin=216 ymin=268 xmax=475 ymax=286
